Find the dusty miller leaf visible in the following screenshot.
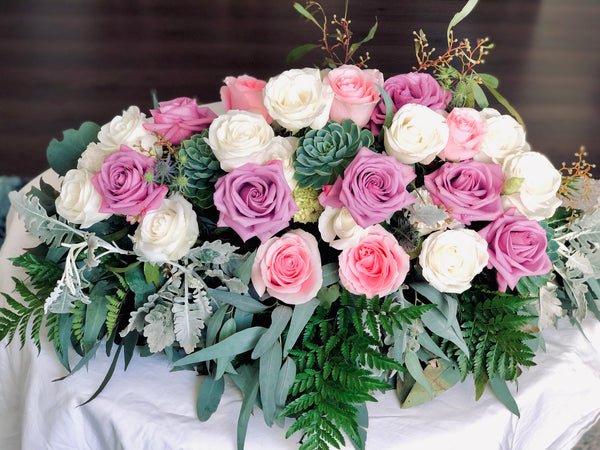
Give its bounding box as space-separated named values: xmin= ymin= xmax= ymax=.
xmin=535 ymin=280 xmax=563 ymax=330
xmin=143 ymin=302 xmax=176 ymax=353
xmin=172 ymin=290 xmax=213 ymax=354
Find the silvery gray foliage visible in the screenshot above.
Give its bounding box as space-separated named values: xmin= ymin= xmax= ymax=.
xmin=553 ymin=208 xmax=600 ymax=321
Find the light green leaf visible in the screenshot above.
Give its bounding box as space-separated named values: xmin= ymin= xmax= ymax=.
xmin=447 ymin=0 xmax=479 ymax=40
xmin=489 ymin=375 xmax=520 ymax=417
xmin=401 ymin=359 xmax=460 ymax=408
xmin=196 ymin=375 xmax=225 ymax=422
xmin=478 ymin=73 xmax=499 ymax=88
xmin=260 ymin=340 xmax=282 ymax=426
xmin=404 ymin=350 xmax=432 ymax=395
xmin=503 ymin=177 xmax=525 ymax=195
xmin=173 ymin=326 xmax=266 ymax=367
xmin=470 ymin=81 xmax=489 ymax=109
xmin=348 ymin=20 xmax=378 ymax=59
xmin=275 ymin=357 xmax=297 ymax=406
xmin=252 ymin=305 xmax=292 ymax=359
xmin=143 ymin=262 xmax=161 ymax=287
xmin=207 ymin=288 xmax=268 ymax=313
xmin=286 ymin=43 xmax=319 ymax=65
xmin=283 ymin=298 xmax=319 ymax=357
xmin=46 ymin=121 xmax=101 ymax=176
xmin=417 ymin=330 xmax=448 ymax=361
xmin=482 ymin=81 xmax=525 ymax=128
xmin=377 ymin=84 xmax=395 ymax=131
xmin=293 ymin=2 xmax=320 ymax=27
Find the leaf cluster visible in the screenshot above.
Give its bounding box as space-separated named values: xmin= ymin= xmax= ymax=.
xmin=281 ymin=291 xmax=431 ymax=450
xmin=442 ymin=289 xmax=537 ymax=397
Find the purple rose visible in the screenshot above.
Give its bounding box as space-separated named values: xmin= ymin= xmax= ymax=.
xmin=478 ymin=208 xmax=552 ymax=292
xmin=320 ymin=147 xmax=416 ymax=228
xmin=213 ymin=160 xmax=299 ymax=242
xmin=143 ymin=97 xmax=218 ymax=145
xmin=424 ymin=160 xmax=504 ymax=225
xmin=91 ymin=145 xmax=168 ymax=219
xmin=369 ymin=72 xmax=451 ymax=136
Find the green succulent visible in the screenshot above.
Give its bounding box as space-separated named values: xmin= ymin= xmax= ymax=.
xmin=293 ymin=119 xmax=374 ymax=189
xmin=177 ymin=130 xmax=224 ymax=209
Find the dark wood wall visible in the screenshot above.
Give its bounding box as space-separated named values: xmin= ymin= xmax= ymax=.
xmin=1 ymin=0 xmax=598 ymax=177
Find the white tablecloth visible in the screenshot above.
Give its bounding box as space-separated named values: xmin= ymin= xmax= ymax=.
xmin=1 ymin=172 xmax=599 ymax=450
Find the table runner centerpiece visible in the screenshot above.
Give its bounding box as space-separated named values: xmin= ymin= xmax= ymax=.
xmin=1 ymin=1 xmax=599 ymax=449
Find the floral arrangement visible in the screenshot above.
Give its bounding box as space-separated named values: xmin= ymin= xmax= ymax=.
xmin=1 ymin=1 xmax=599 ymax=449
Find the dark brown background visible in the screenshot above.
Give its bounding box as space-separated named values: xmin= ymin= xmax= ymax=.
xmin=1 ymin=0 xmax=598 ymax=177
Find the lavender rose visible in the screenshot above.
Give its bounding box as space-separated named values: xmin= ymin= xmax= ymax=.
xmin=369 ymin=72 xmax=450 ymax=136
xmin=478 ymin=208 xmax=552 ymax=292
xmin=213 ymin=160 xmax=299 ymax=242
xmin=91 ymin=145 xmax=168 ymax=220
xmin=424 ymin=160 xmax=504 ymax=225
xmin=319 ymin=147 xmax=416 ymax=228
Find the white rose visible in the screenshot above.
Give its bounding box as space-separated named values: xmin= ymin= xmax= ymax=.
xmin=419 ymin=229 xmax=489 ymax=294
xmin=502 ymin=151 xmax=562 ymax=220
xmin=55 ymin=169 xmax=111 ymax=228
xmin=475 ymin=108 xmax=530 ymax=164
xmin=383 ymin=103 xmax=449 ymax=164
xmin=207 ymin=110 xmax=274 ymax=172
xmin=262 ymin=136 xmax=299 ymax=190
xmin=263 ymin=68 xmax=334 ymax=131
xmin=132 ymin=194 xmax=199 ymax=264
xmin=97 ymin=105 xmax=162 ymax=156
xmin=77 ymin=142 xmax=111 ymax=173
xmin=318 ymin=206 xmax=370 ymax=250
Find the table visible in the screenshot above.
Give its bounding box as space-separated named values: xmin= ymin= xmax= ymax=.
xmin=1 ymin=173 xmax=600 ymax=450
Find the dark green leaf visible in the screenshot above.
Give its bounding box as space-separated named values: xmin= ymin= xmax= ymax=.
xmin=286 ymin=43 xmax=320 ymax=65
xmin=482 ymin=81 xmax=525 ymax=128
xmin=293 ymin=2 xmax=320 ymax=27
xmin=489 ymin=374 xmax=520 ymax=417
xmin=196 ymin=375 xmax=225 ymax=421
xmin=46 ymin=122 xmax=101 ymax=176
xmin=79 ymin=341 xmax=122 ymax=406
xmin=83 ymin=281 xmax=111 ymax=350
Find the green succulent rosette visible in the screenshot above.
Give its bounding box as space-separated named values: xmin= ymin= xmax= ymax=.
xmin=293 ymin=119 xmax=374 ymax=189
xmin=178 ymin=130 xmax=225 ymax=209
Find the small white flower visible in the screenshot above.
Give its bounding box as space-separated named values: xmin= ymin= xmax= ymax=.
xmin=55 ymin=168 xmax=111 ymax=228
xmin=263 ymin=68 xmax=334 ymax=131
xmin=502 ymin=151 xmax=562 ymax=220
xmin=383 ymin=103 xmax=449 ymax=164
xmin=318 ymin=206 xmax=370 ymax=250
xmin=132 ymin=194 xmax=199 ymax=264
xmin=419 ymin=229 xmax=489 ymax=294
xmin=207 ymin=110 xmax=274 ymax=172
xmin=475 ymin=108 xmax=530 ymax=165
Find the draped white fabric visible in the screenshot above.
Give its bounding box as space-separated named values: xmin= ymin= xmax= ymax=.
xmin=1 ymin=171 xmax=599 ymax=450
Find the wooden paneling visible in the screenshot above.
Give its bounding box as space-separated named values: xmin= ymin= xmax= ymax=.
xmin=1 ymin=0 xmax=598 ymax=177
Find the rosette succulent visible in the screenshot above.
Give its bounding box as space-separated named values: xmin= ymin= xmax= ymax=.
xmin=177 ymin=130 xmax=224 ymax=208
xmin=293 ymin=119 xmax=374 ymax=189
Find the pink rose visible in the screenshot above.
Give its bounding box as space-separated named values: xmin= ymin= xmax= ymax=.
xmin=213 ymin=160 xmax=299 ymax=242
xmin=251 ymin=229 xmax=322 ymax=305
xmin=369 ymin=72 xmax=451 ymax=136
xmin=338 ymin=225 xmax=410 ymax=298
xmin=319 ymin=147 xmax=416 ymax=228
xmin=424 ymin=160 xmax=504 ymax=225
xmin=323 ymin=65 xmax=384 ymax=128
xmin=91 ymin=145 xmax=168 ymax=219
xmin=220 ymin=75 xmax=272 ymax=123
xmin=478 ymin=208 xmax=552 ymax=292
xmin=438 ymin=108 xmax=488 ymax=161
xmin=143 ymin=97 xmax=217 ymax=145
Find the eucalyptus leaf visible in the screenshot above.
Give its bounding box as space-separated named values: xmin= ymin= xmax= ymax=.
xmin=348 ymin=20 xmax=378 ymax=59
xmin=234 ymin=365 xmax=260 ymax=450
xmin=283 ymin=298 xmax=319 ymax=357
xmin=196 ymin=375 xmax=225 ymax=421
xmin=447 ymin=0 xmax=479 ymax=40
xmin=286 ymin=43 xmax=319 ymax=65
xmin=376 ymin=84 xmax=395 ymax=132
xmin=293 ymin=2 xmax=320 ymax=27
xmin=173 ymin=327 xmax=267 ymax=367
xmin=321 ymin=262 xmax=340 ymax=287
xmin=207 ymin=288 xmax=268 ymax=313
xmin=482 ymin=81 xmax=525 ymax=128
xmin=83 ymin=280 xmax=111 ymax=350
xmin=275 ymin=357 xmax=297 ymax=406
xmin=46 ymin=121 xmax=101 ymax=176
xmin=478 ymin=73 xmax=499 ymax=88
xmin=489 ymin=375 xmax=520 ymax=417
xmin=260 ymin=340 xmax=282 ymax=426
xmin=404 ymin=350 xmax=432 ymax=395
xmin=206 ymin=305 xmax=228 ymax=348
xmin=252 ymin=305 xmax=292 ymax=359
xmin=470 ymin=81 xmax=489 ymax=109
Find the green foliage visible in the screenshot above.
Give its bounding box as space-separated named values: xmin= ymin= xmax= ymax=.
xmin=293 ymin=119 xmax=374 ymax=189
xmin=442 ymin=289 xmax=537 ymax=391
xmin=106 ymin=273 xmax=128 ymax=335
xmin=282 ymin=290 xmax=431 ymax=449
xmin=46 ymin=121 xmax=101 ymax=176
xmin=0 ymin=254 xmax=63 ymax=352
xmin=178 ymin=130 xmax=225 ymax=209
